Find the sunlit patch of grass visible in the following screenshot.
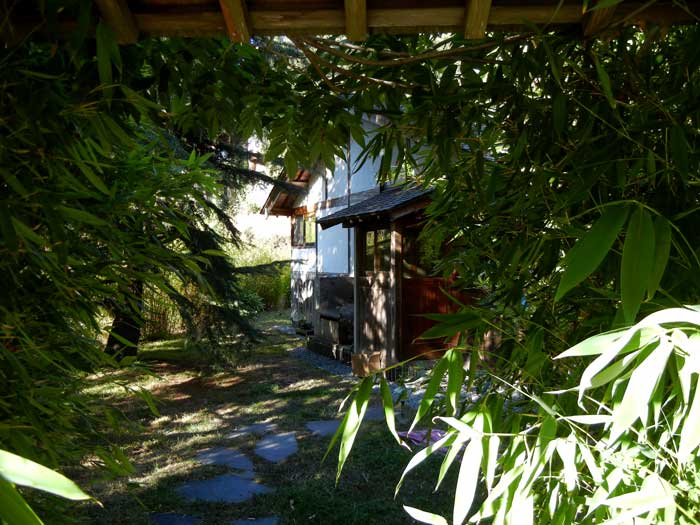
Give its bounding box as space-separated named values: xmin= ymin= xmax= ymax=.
xmin=74 ymin=309 xmax=452 ymax=524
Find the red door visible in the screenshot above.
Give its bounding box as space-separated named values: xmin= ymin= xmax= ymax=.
xmin=400 ymin=278 xmax=476 ymax=360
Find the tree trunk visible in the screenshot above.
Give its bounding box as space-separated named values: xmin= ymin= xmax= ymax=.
xmin=105 ymin=280 xmax=143 ymax=358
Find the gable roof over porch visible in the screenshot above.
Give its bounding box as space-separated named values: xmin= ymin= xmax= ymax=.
xmin=317 ymin=185 xmax=432 ymax=229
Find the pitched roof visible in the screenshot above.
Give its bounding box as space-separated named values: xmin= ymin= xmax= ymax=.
xmin=260 ymin=169 xmax=312 ymax=216
xmin=317 ymin=185 xmax=432 ymax=230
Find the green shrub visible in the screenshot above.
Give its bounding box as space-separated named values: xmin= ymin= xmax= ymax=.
xmin=239 ymin=264 xmax=291 ymax=311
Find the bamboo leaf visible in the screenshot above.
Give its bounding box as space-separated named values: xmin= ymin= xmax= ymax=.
xmin=603 ymin=474 xmax=673 ymax=511
xmin=435 ymin=438 xmax=465 ymax=492
xmin=0 ymin=449 xmax=91 ymax=501
xmin=473 ymin=462 xmax=525 ymax=522
xmin=453 ymin=415 xmax=484 ymax=525
xmin=484 ymin=435 xmax=500 ymax=493
xmin=96 ymin=22 xmax=115 ymax=101
xmin=409 ymin=357 xmax=449 ymax=432
xmin=609 ymin=339 xmax=673 ymax=443
xmin=647 ymin=217 xmax=671 ymax=300
xmin=587 ymin=349 xmax=642 ymax=390
xmin=555 ymin=328 xmax=627 ymax=358
xmin=555 ymin=206 xmax=629 ymax=301
xmin=403 ymin=506 xmax=448 ymax=525
xmin=555 ymin=438 xmax=577 ymax=492
xmin=76 ymin=162 xmax=110 ymax=195
xmin=446 ymin=349 xmax=465 ymax=416
xmin=57 ymin=206 xmax=108 ymax=227
xmin=0 ymin=476 xmax=44 ymax=525
xmin=564 ymin=414 xmax=611 ymax=425
xmin=420 ymin=319 xmax=483 ymax=339
xmin=552 ymin=94 xmax=567 ymax=137
xmin=670 ymin=125 xmax=689 ymax=183
xmin=585 ymin=467 xmax=624 ymax=517
xmin=507 ymin=492 xmax=533 ymax=525
xmin=578 ymin=442 xmax=603 ymax=484
xmin=594 ymin=56 xmax=616 ymax=109
xmin=11 ymin=218 xmax=45 ymax=246
xmin=396 ymin=432 xmax=457 ymax=496
xmin=621 ymin=207 xmax=655 ymax=323
xmin=0 ymin=205 xmax=18 ymax=251
xmin=588 ymin=0 xmax=623 ymax=11
xmin=576 ymin=308 xmax=699 ymax=402
xmin=335 ymin=377 xmax=373 ymax=482
xmin=379 ymin=378 xmax=406 ymax=448
xmin=678 ymin=376 xmax=700 ymax=462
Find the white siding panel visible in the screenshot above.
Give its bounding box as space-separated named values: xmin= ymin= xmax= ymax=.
xmin=291 ymin=247 xmax=316 ymax=274
xmin=326 ymin=158 xmax=348 ymax=199
xmin=307 ymin=172 xmax=324 ymax=206
xmin=317 ymin=206 xmax=349 ymax=275
xmin=350 ymin=138 xmax=380 ymax=194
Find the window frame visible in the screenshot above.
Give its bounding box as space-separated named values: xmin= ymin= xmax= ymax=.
xmin=361 ymin=228 xmax=391 ymax=274
xmin=291 ymin=209 xmax=317 ymax=248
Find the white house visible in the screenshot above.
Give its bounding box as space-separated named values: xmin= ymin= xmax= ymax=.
xmin=261 ymin=120 xmax=475 ymax=369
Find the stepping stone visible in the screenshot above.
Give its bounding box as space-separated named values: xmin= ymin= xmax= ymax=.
xmin=306 ymin=419 xmax=341 ymax=437
xmin=176 ymin=474 xmax=272 ymax=503
xmin=364 ymin=406 xmax=385 ymax=422
xmin=272 ymin=324 xmax=297 ymax=336
xmin=151 ymin=513 xmax=201 ymax=525
xmin=254 ymin=432 xmax=298 ymax=463
xmin=228 ymin=422 xmax=278 ymax=439
xmin=195 ymin=447 xmax=254 ymax=472
xmin=231 ymin=518 xmax=279 ymax=525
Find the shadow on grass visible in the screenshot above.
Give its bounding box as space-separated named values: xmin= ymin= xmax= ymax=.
xmin=72 ymin=310 xmax=456 ymax=525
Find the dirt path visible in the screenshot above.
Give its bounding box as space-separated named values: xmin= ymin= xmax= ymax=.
xmin=74 ymin=312 xmax=454 ymax=525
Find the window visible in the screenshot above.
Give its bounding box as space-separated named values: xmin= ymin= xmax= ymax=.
xmin=362 ymin=229 xmax=391 ymax=273
xmin=292 ymin=213 xmax=316 ymax=247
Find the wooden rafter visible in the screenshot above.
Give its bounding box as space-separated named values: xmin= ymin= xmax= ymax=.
xmin=6 ymin=2 xmax=700 ymax=43
xmin=583 ymin=3 xmax=618 ymax=37
xmin=464 ymin=0 xmax=493 ymax=39
xmin=218 ymin=0 xmax=251 ymax=43
xmin=344 ymin=0 xmax=368 ymax=41
xmin=94 ymin=0 xmax=138 ymax=44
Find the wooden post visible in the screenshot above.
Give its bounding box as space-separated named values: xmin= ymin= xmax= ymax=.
xmin=390 ymin=226 xmax=403 ymax=367
xmin=219 ymin=0 xmax=251 ymax=43
xmin=344 ymin=0 xmax=367 ymax=41
xmin=464 ymin=0 xmax=492 ymax=39
xmin=94 ymin=0 xmax=138 ymax=44
xmin=353 ymin=226 xmax=363 ymax=356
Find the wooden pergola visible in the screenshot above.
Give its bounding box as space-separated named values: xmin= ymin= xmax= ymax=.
xmin=10 ymin=1 xmax=700 ymax=45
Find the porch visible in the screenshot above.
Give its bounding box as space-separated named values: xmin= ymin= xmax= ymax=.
xmin=318 ymin=185 xmax=479 ymax=370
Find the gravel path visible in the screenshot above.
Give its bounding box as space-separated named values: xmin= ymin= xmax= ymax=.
xmin=287 ymin=346 xmax=353 ymax=377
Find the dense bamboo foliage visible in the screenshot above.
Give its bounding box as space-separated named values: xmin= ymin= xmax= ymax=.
xmin=312 ymin=23 xmax=700 ymax=525
xmin=0 ymin=4 xmax=303 ymax=521
xmin=3 ymin=1 xmax=700 ymax=523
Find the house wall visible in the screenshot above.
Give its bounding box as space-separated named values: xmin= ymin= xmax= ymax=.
xmin=290 ymin=171 xmax=321 ymax=327
xmin=288 ymin=117 xmax=387 ymax=343
xmin=326 ymin=157 xmax=348 ymax=199
xmin=349 ymin=122 xmax=382 ymax=197
xmin=317 ymin=207 xmax=349 ymax=275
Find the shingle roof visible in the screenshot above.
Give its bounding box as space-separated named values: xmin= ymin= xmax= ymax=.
xmin=317 ymin=185 xmax=432 ymax=230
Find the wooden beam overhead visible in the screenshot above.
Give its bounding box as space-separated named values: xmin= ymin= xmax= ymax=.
xmin=219 ymin=0 xmax=251 ymax=43
xmin=344 ymin=0 xmax=368 ymax=41
xmin=464 ymin=0 xmax=493 ymax=39
xmin=583 ymin=3 xmax=618 ymax=37
xmin=94 ymin=0 xmax=138 ymax=44
xmin=9 ymin=2 xmax=699 ymax=43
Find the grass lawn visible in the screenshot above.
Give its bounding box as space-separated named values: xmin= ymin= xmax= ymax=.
xmin=71 ymin=311 xmax=456 ymax=524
